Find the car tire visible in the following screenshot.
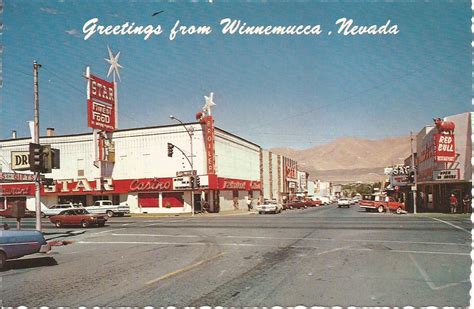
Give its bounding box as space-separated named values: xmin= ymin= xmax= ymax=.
xmin=81 ymin=220 xmax=90 ymax=228
xmin=55 ymin=221 xmax=62 ymax=228
xmin=106 ymin=210 xmax=114 ymax=218
xmin=41 ymin=212 xmax=46 ymax=218
xmin=98 ymin=222 xmax=105 ymax=227
xmin=258 ymin=211 xmax=262 ymax=214
xmin=0 ymin=251 xmax=6 ymax=270
xmin=377 ymin=205 xmax=384 ymax=213
xmin=396 ymin=207 xmax=402 ymax=214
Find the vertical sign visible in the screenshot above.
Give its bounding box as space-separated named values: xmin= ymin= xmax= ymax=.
xmin=434 ymin=134 xmax=455 ymax=162
xmin=87 ymin=74 xmax=116 ymax=132
xmin=203 ymin=116 xmax=215 ymax=174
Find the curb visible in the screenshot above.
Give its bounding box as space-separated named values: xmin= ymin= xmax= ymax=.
xmin=130 ymin=210 xmax=258 ymax=218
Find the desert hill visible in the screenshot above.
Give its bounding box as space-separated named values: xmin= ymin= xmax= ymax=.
xmin=271 ymin=136 xmax=411 ymax=183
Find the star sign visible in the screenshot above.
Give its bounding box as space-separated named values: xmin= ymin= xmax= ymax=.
xmin=203 ymin=92 xmax=216 ymax=116
xmin=105 ymin=45 xmax=123 ymax=82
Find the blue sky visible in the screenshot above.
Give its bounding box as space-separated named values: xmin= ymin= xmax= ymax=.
xmin=0 ymin=1 xmax=470 ymax=149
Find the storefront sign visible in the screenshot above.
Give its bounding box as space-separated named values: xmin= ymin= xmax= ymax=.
xmin=434 ymin=134 xmax=455 ymax=162
xmin=176 ymin=170 xmax=197 ymax=177
xmin=89 ymin=74 xmax=115 ymax=105
xmin=43 ymin=178 xmax=115 ymax=193
xmin=202 ymin=116 xmax=216 ymax=174
xmin=173 ymin=177 xmax=192 ymax=190
xmin=250 ymin=181 xmax=261 ymax=190
xmin=10 ymin=151 xmax=30 ymax=171
xmin=87 ymin=74 xmax=116 ymax=132
xmin=129 ymin=178 xmax=172 ymax=192
xmin=0 ymin=172 xmax=35 ymax=182
xmin=218 ymin=178 xmax=261 ymax=191
xmin=284 ymin=157 xmax=297 ymax=180
xmin=0 ymin=184 xmax=34 ymax=196
xmin=433 ymin=169 xmax=459 ymax=181
xmin=88 ymin=100 xmax=115 ymax=132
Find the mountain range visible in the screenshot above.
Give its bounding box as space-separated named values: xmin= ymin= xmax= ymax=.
xmin=270 ymin=136 xmax=411 ymax=183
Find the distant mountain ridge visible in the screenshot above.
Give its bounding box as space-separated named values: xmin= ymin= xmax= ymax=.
xmin=270 ymin=136 xmax=411 ymax=183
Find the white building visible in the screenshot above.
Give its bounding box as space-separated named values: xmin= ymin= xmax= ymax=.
xmin=0 ymin=122 xmax=262 ymax=214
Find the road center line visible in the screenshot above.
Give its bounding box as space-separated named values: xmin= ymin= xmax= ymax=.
xmin=430 ymin=217 xmax=472 ymax=234
xmin=110 ymin=233 xmax=469 ymax=246
xmin=146 ymin=252 xmax=226 ymax=285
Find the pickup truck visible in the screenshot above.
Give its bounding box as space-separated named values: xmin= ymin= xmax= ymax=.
xmin=84 ymin=200 xmax=130 ymax=217
xmin=359 ymin=195 xmax=405 ymax=214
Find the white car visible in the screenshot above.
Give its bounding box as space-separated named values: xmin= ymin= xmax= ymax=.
xmin=316 ymin=196 xmax=331 ymax=205
xmin=338 ymin=198 xmax=351 ymax=208
xmin=41 ymin=204 xmax=82 ymax=218
xmin=257 ymin=200 xmax=283 ymax=214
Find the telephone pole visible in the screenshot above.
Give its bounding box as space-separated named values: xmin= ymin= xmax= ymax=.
xmin=34 ymin=60 xmax=42 ymax=231
xmin=410 ymin=131 xmax=417 ymax=214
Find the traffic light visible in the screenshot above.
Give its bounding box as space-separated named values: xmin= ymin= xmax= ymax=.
xmin=195 ymin=176 xmax=201 ymax=188
xmin=408 ymin=171 xmax=415 ymax=183
xmin=41 ymin=145 xmax=52 ymax=173
xmin=167 ymin=143 xmax=174 ymax=157
xmin=51 ymin=148 xmax=60 ymax=169
xmin=190 ymin=176 xmax=194 ymax=188
xmin=42 ymin=178 xmax=54 ymax=186
xmin=29 ymin=143 xmax=42 ymax=172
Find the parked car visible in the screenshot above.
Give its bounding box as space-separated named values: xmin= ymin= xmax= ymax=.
xmin=0 ymin=229 xmax=51 ymax=269
xmin=41 ymin=203 xmax=82 ymax=218
xmin=305 ymin=199 xmax=322 ymax=207
xmin=358 ymin=195 xmax=405 ymax=214
xmin=338 ymin=198 xmax=351 ymax=208
xmin=49 ymin=208 xmax=108 ymax=228
xmin=84 ymin=200 xmax=130 ymax=217
xmin=318 ymin=196 xmax=331 ymax=205
xmin=285 ymin=199 xmax=306 ymax=209
xmin=257 ymin=200 xmax=283 ymax=214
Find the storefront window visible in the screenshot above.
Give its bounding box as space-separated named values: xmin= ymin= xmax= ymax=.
xmin=138 ymin=193 xmax=159 ymax=208
xmin=162 ymin=192 xmax=184 ymax=208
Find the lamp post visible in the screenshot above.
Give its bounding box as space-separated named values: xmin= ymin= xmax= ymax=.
xmin=170 ymin=115 xmax=195 ymax=216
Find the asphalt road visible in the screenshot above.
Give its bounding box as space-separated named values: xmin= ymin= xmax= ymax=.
xmin=1 ymin=204 xmax=471 ymax=307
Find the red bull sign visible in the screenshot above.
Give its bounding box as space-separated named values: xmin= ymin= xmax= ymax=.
xmin=434 ymin=134 xmax=455 ymax=162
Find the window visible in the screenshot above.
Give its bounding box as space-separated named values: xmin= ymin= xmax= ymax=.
xmin=162 ymin=193 xmax=184 ymax=208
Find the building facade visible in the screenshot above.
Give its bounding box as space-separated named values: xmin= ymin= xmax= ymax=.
xmin=0 ymin=122 xmax=263 ymax=214
xmin=415 ymin=112 xmax=472 ymax=213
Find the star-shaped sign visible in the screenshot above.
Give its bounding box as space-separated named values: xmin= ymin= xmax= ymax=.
xmin=105 ymin=45 xmax=123 ymax=82
xmin=203 ymin=92 xmax=216 ymax=116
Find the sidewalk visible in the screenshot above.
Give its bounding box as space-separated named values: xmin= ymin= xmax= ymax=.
xmin=410 ymin=212 xmax=472 ymax=219
xmin=130 ymin=208 xmax=258 ymax=218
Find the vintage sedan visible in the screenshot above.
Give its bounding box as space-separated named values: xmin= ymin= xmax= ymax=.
xmin=0 ymin=229 xmax=51 ymax=269
xmin=257 ymin=200 xmax=283 ymax=214
xmin=337 ymin=198 xmax=351 ymax=208
xmin=49 ymin=208 xmax=108 ymax=228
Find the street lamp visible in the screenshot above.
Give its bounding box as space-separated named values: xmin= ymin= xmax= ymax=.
xmin=169 ymin=115 xmax=195 ymax=216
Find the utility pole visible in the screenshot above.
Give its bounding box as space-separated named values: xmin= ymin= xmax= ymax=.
xmin=410 ymin=131 xmax=417 ymax=214
xmin=33 ymin=60 xmax=42 ymax=231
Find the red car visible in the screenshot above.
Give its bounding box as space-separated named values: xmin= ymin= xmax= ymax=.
xmin=285 ymin=200 xmax=307 ymax=209
xmin=305 ymin=199 xmax=322 ymax=207
xmin=49 ymin=208 xmax=108 ymax=228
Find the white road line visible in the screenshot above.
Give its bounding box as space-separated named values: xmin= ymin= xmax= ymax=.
xmin=430 ymin=217 xmax=472 ymax=234
xmin=110 ymin=233 xmax=469 ymax=247
xmin=409 ymin=254 xmax=470 ymax=290
xmin=87 ymin=227 xmax=128 ymax=236
xmin=316 ymin=245 xmax=353 ymax=256
xmin=77 ymin=240 xmax=470 ymax=256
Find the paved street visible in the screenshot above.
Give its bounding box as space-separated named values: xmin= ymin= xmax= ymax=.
xmin=1 ymin=204 xmax=471 ymax=307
